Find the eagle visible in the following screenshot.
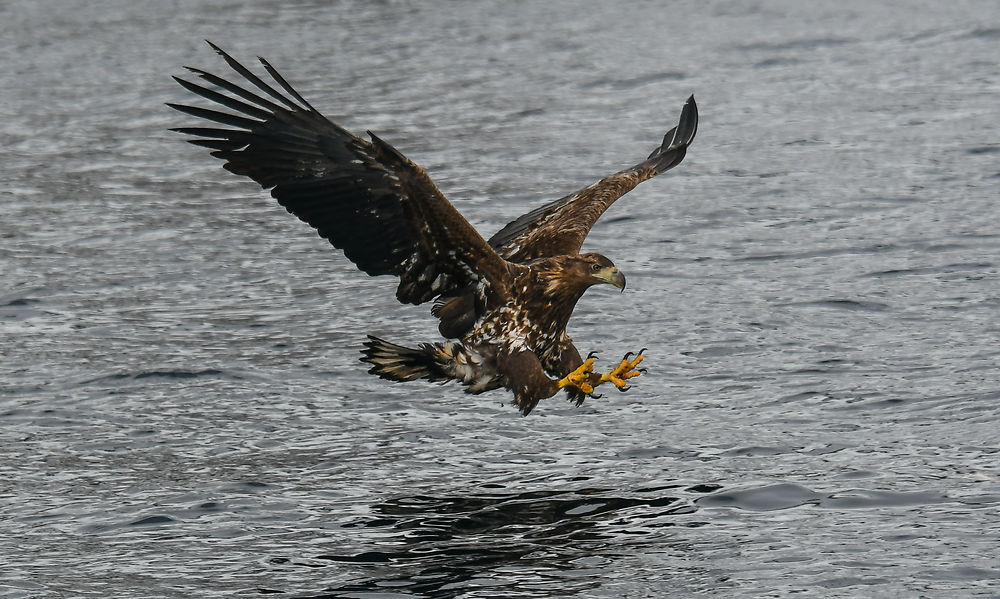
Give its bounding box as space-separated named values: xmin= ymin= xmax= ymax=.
xmin=170 ymin=42 xmax=698 ymax=415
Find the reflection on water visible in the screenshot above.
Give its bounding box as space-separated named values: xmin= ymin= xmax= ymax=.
xmin=262 ymin=478 xmax=976 ymax=597
xmin=298 ymin=486 xmax=703 ymax=598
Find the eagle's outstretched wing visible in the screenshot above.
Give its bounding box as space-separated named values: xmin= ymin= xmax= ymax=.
xmin=169 ymin=42 xmax=509 ymax=309
xmin=488 ymin=95 xmax=698 ymax=263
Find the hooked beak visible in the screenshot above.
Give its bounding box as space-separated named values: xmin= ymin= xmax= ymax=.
xmin=595 ymin=267 xmax=626 ymax=292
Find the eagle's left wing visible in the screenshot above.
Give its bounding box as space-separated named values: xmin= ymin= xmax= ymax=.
xmin=488 ymin=95 xmax=697 ymax=263
xmin=169 ymin=42 xmax=510 ymax=312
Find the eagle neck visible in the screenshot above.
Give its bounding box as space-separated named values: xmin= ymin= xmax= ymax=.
xmin=529 ymin=263 xmax=591 ymax=335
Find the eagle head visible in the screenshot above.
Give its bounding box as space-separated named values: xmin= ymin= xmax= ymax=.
xmin=536 ymin=253 xmax=627 ymax=300
xmin=578 ymin=253 xmax=626 ymax=292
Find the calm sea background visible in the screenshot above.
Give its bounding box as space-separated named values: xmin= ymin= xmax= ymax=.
xmin=2 ymin=1 xmax=999 ymax=597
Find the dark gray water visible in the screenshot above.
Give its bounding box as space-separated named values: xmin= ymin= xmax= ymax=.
xmin=3 ymin=1 xmax=999 ymax=597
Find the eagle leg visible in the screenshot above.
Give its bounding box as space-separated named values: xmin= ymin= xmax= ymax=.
xmin=597 ymin=351 xmax=645 ymax=390
xmin=557 ymin=357 xmax=598 ymax=395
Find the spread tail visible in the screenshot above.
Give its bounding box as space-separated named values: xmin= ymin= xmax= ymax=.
xmin=360 ymin=335 xmax=451 ymax=383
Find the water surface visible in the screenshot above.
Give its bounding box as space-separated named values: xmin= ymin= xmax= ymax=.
xmin=2 ymin=1 xmax=999 ymax=597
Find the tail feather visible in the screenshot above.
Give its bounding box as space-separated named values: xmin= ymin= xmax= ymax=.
xmin=360 ymin=335 xmax=451 ymax=383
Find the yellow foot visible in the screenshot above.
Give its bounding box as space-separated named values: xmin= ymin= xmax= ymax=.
xmin=599 ymin=349 xmax=646 ymax=391
xmin=557 ymin=357 xmax=597 ymax=395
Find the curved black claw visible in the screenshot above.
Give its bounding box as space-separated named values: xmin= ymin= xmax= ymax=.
xmin=586 ymin=350 xmax=600 ymax=360
xmin=637 ymin=368 xmax=648 ymax=374
xmin=589 ymin=392 xmax=603 ymax=400
xmin=623 ymin=351 xmax=635 ymax=361
xmin=616 ymin=384 xmax=631 ymax=393
xmin=638 ymin=348 xmax=648 ymax=356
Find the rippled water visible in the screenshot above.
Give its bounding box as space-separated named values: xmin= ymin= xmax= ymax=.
xmin=3 ymin=1 xmax=999 ymax=597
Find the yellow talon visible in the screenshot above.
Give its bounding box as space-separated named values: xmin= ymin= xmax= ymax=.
xmin=558 ymin=351 xmax=646 ymax=396
xmin=599 ymin=352 xmax=645 ymax=389
xmin=558 ymin=357 xmax=596 ymax=394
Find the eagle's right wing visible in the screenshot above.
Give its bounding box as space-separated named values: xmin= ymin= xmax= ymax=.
xmin=488 ymin=95 xmax=697 ymax=263
xmin=170 ymin=42 xmax=509 ymax=309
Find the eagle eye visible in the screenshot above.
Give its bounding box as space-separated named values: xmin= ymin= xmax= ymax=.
xmin=590 ymin=263 xmax=601 ymax=272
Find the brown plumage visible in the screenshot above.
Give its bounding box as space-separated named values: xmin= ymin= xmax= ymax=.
xmin=170 ymin=41 xmax=698 ymax=415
